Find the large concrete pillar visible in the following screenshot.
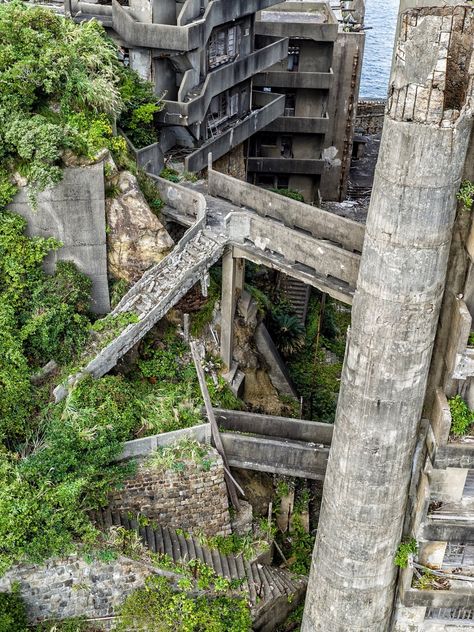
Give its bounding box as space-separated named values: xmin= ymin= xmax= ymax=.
xmin=220 ymin=249 xmax=244 ymax=370
xmin=302 ymin=6 xmax=473 ymax=632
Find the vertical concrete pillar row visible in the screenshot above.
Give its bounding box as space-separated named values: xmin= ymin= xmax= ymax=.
xmin=302 ymin=6 xmax=474 ymax=632
xmin=220 ymin=248 xmax=245 ymax=370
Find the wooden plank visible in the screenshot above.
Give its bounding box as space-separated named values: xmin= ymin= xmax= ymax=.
xmin=189 ymin=340 xmax=240 ymax=509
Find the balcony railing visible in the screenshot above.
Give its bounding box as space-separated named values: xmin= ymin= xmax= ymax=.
xmin=159 ymin=37 xmax=288 ymax=126
xmin=247 ymin=156 xmax=325 ymax=175
xmin=254 ymin=69 xmax=334 ymax=90
xmin=185 ymin=92 xmax=285 ymax=172
xmin=111 ymin=0 xmax=281 ymax=52
xmin=264 ymin=114 xmax=330 ymax=135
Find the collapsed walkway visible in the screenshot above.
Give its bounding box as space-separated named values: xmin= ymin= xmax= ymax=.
xmin=54 ymin=167 xmax=364 ymax=401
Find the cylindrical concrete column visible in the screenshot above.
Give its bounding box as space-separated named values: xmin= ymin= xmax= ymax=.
xmin=302 ymin=6 xmax=473 ymax=632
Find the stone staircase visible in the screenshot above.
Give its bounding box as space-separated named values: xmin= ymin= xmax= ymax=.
xmin=91 ymin=509 xmax=307 ymax=630
xmin=54 ymin=224 xmax=225 ymax=400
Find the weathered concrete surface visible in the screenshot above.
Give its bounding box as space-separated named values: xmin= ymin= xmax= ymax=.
xmin=106 ymin=170 xmax=174 ymax=283
xmin=254 ymin=322 xmax=298 ymax=399
xmin=302 ymin=6 xmax=474 ymax=632
xmin=8 ymin=162 xmax=110 ymax=313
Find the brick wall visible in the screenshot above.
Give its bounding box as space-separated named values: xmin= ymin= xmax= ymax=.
xmin=108 ymin=448 xmax=231 ymax=536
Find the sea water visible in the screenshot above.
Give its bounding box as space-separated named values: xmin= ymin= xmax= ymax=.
xmin=360 ymin=0 xmax=400 ymax=98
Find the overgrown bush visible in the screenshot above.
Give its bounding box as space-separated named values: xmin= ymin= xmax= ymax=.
xmin=0 ymin=1 xmax=160 ymax=202
xmin=394 ymin=538 xmax=417 ymax=569
xmin=270 ymin=188 xmax=305 ymax=203
xmin=0 ymin=583 xmax=28 ymax=632
xmin=448 ymin=395 xmax=474 ymax=436
xmin=115 ymin=575 xmax=252 ymax=632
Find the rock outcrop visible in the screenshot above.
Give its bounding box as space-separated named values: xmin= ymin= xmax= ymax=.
xmin=106 ymin=170 xmax=174 ymax=283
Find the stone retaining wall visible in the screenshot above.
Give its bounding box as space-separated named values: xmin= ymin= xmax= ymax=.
xmin=108 ymin=448 xmax=231 ymax=536
xmin=0 ymin=554 xmax=154 ymax=625
xmin=355 ymin=99 xmax=386 ymax=135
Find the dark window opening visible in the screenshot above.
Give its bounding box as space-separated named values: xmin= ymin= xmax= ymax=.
xmin=208 ymin=25 xmax=241 ymax=70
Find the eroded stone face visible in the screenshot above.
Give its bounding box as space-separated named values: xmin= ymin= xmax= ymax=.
xmin=106 ymin=170 xmax=174 ymax=283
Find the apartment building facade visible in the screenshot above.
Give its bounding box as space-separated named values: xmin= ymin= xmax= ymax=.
xmin=67 ymin=0 xmax=288 ymax=172
xmin=248 ymin=1 xmax=365 ymax=203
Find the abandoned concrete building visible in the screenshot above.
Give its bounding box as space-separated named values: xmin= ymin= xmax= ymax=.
xmin=63 ymin=0 xmax=364 ymax=200
xmin=249 ymin=2 xmax=364 ymax=202
xmin=2 ymin=0 xmax=474 ymax=631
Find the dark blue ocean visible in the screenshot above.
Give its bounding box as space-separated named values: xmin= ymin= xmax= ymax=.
xmin=360 ymin=0 xmax=400 ymax=98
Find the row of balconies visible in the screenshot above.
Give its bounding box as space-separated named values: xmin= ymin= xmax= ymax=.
xmin=111 ymin=0 xmax=279 ymax=51
xmin=158 ymin=37 xmax=288 ymax=126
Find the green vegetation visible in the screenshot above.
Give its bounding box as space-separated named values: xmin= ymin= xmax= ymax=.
xmin=394 ymin=538 xmax=418 ymax=569
xmin=288 ymin=296 xmax=349 ymax=422
xmin=115 ymin=574 xmax=252 ymax=632
xmin=0 ymin=583 xmax=28 ymax=632
xmin=448 ymin=394 xmax=474 ymax=437
xmin=457 ymin=180 xmax=474 ymax=211
xmin=190 ymin=272 xmax=220 ymax=337
xmin=137 ymin=170 xmax=165 ymax=216
xmin=468 ymin=331 xmax=474 ymax=347
xmin=0 ymin=1 xmax=160 ymax=207
xmin=270 ymin=188 xmax=305 ymax=203
xmin=146 ymin=439 xmax=215 ymax=473
xmin=160 ymin=167 xmax=181 ymax=183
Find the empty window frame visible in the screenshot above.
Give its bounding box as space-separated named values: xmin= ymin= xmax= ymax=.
xmin=284 ymin=93 xmax=296 ymax=117
xmin=208 ymin=25 xmax=241 ymax=69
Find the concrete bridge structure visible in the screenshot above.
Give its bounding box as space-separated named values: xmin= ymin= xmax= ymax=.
xmin=53 ymin=163 xmax=363 ymax=401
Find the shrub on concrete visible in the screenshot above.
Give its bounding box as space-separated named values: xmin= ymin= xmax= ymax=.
xmin=448 ymin=395 xmax=474 ymax=436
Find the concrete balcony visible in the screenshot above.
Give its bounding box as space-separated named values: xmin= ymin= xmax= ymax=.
xmin=185 ymin=92 xmax=285 ymax=172
xmin=254 ymin=69 xmax=334 ymax=90
xmin=112 ymin=0 xmax=282 ymax=52
xmin=263 ymin=114 xmax=330 ymax=135
xmin=159 ymin=38 xmax=288 ymax=126
xmin=256 ymin=2 xmax=338 ymax=42
xmin=247 ymin=156 xmax=325 ymax=175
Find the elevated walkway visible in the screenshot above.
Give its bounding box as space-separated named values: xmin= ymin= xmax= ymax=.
xmin=118 ymin=409 xmax=333 ymax=480
xmin=54 ymin=170 xmax=363 ymax=401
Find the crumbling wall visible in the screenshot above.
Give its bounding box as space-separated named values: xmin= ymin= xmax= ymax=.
xmin=108 ymin=449 xmax=232 ymax=536
xmin=355 ymin=99 xmax=386 ymax=135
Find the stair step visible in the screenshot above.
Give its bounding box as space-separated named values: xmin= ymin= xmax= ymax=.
xmin=219 ymin=552 xmax=232 ymax=579
xmin=244 ymin=560 xmax=257 ymax=605
xmin=227 ymin=553 xmax=239 ymax=580
xmin=177 ymin=533 xmax=189 ymax=561
xmin=154 ymin=525 xmax=165 ymax=555
xmin=193 ymin=540 xmax=207 ymax=564
xmin=211 ymin=548 xmax=224 ymax=576
xmin=235 ymin=554 xmax=246 ymax=579
xmin=162 ymin=527 xmax=174 ymax=559
xmin=203 ymin=545 xmax=214 ymax=568
xmin=146 ymin=526 xmax=156 ymax=552
xmin=187 ymin=536 xmax=197 ymax=561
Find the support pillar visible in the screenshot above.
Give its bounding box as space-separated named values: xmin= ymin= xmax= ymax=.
xmin=220 ymin=249 xmax=244 ymax=370
xmin=302 ymin=6 xmax=474 ymax=632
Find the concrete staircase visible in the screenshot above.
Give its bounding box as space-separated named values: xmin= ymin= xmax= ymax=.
xmin=279 ymin=275 xmax=311 ymax=325
xmin=91 ymin=509 xmax=307 ymax=630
